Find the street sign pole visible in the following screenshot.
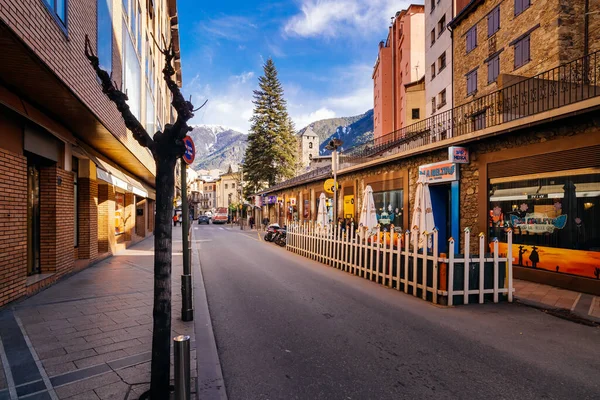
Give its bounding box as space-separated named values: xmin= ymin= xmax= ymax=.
xmin=333 ymin=149 xmax=338 ymax=223
xmin=181 ymin=136 xmax=195 ymax=322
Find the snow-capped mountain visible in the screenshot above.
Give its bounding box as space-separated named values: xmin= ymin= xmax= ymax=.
xmin=188 ymin=125 xmax=248 ymax=171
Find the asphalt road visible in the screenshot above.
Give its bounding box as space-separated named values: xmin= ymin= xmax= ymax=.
xmin=195 ymin=223 xmax=600 ymax=400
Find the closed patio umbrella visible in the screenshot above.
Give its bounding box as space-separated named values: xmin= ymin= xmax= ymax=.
xmin=359 ymin=185 xmax=378 ymax=236
xmin=317 ymin=192 xmax=329 ymax=227
xmin=411 ymin=174 xmax=435 ymax=248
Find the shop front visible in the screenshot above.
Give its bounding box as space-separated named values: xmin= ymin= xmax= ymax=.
xmin=418 ymin=161 xmax=460 ymax=253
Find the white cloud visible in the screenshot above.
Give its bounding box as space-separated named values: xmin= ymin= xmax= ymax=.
xmin=292 ymin=107 xmax=336 ymax=130
xmin=284 ymin=0 xmax=409 ymax=38
xmin=232 ymin=71 xmax=255 ymax=84
xmin=198 ymin=16 xmax=258 ymax=41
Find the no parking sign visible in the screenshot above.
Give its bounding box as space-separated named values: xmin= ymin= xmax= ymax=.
xmin=182 ymin=136 xmax=195 ymax=165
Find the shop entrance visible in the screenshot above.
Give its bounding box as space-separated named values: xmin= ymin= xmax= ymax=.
xmin=430 ymin=184 xmax=451 ymax=253
xmin=27 ymin=161 xmax=41 ymax=275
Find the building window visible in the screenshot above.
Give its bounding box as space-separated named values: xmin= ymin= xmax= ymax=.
xmin=136 ymin=2 xmax=142 ymax=55
xmin=430 ymin=0 xmax=435 ymax=12
xmin=488 ymin=171 xmax=600 ymax=278
xmin=514 ymin=0 xmax=531 ymax=16
xmin=431 ymin=97 xmax=437 ymax=112
xmin=438 ymin=14 xmax=446 ymax=38
xmin=431 ymin=63 xmax=436 ymax=79
xmin=487 ymin=6 xmax=500 ymax=37
xmin=439 ymin=89 xmax=447 ymax=107
xmin=514 ymin=34 xmax=531 ymax=69
xmin=473 ymin=111 xmax=486 ymax=130
xmin=430 ymin=29 xmax=436 ymax=46
xmin=467 ymin=69 xmax=478 ymax=96
xmin=308 ymin=142 xmax=313 ymax=149
xmin=42 ymin=0 xmax=67 ymax=26
xmin=487 ymin=55 xmax=500 ymax=83
xmin=412 ymin=109 xmax=420 ymax=119
xmin=225 ymin=184 xmax=228 ymax=189
xmin=438 ymin=52 xmax=446 ymax=71
xmin=97 ymin=0 xmax=112 ymax=74
xmin=466 ymin=25 xmax=477 ymax=53
xmin=122 ymin=20 xmax=141 ymax=119
xmin=232 ymin=183 xmax=235 ymax=188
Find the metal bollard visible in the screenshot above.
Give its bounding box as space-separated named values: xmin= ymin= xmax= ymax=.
xmin=174 ymin=335 xmax=191 ymax=400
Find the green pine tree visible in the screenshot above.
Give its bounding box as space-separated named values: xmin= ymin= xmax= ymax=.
xmin=244 ymin=58 xmax=297 ymax=196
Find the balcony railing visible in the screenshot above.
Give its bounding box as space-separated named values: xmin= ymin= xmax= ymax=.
xmin=341 ymin=50 xmax=600 ymax=169
xmin=259 ymin=166 xmax=332 ymax=194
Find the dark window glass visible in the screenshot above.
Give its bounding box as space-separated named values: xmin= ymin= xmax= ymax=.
xmin=488 ymin=172 xmax=600 ymax=278
xmin=473 ymin=111 xmax=486 ymax=130
xmin=431 ymin=0 xmax=435 ymax=12
xmin=308 ymin=142 xmax=313 ymax=149
xmin=439 ymin=52 xmax=446 ymax=71
xmin=412 ymin=108 xmax=420 ymax=119
xmin=514 ymin=34 xmax=531 ymax=69
xmin=431 ymin=63 xmax=436 ymax=78
xmin=514 ymin=0 xmax=531 ymax=16
xmin=373 ymin=189 xmax=404 ymax=231
xmin=487 ymin=55 xmax=500 ymax=83
xmin=431 ymin=29 xmax=436 ymax=46
xmin=440 ymin=89 xmax=447 ymax=105
xmin=487 ymin=6 xmax=500 ymax=37
xmin=466 ymin=25 xmax=477 ymax=53
xmin=97 ymin=0 xmax=113 ymax=75
xmin=438 ymin=15 xmax=446 ymax=37
xmin=467 ymin=69 xmax=478 ymax=95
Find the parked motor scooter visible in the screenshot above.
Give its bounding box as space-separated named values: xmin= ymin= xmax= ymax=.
xmin=274 ymin=226 xmax=287 ymax=247
xmin=264 ymin=223 xmax=281 ymax=242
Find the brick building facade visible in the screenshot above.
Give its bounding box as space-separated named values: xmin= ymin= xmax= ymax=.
xmin=0 ymin=0 xmax=181 ymax=307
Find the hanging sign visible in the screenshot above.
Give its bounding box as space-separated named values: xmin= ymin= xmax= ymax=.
xmin=419 ymin=161 xmax=459 ymax=183
xmin=182 ymin=136 xmax=195 ymax=165
xmin=290 ymin=198 xmax=297 ymax=206
xmin=324 ymin=178 xmax=339 ymax=194
xmin=267 ymin=195 xmax=277 ymax=204
xmin=448 ymin=146 xmax=469 ymax=164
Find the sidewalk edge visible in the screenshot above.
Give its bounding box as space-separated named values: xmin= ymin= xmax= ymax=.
xmin=191 ymin=228 xmax=228 ymax=400
xmin=515 ymin=297 xmax=600 ymax=326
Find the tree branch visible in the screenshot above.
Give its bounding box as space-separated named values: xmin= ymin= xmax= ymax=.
xmin=84 ymin=35 xmax=155 ymax=152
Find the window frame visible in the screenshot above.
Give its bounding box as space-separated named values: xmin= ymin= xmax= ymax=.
xmin=431 ymin=63 xmax=436 ymax=79
xmin=438 ymin=51 xmax=447 ymax=72
xmin=487 ymin=54 xmax=500 ymax=84
xmin=41 ymin=0 xmax=68 ymax=32
xmin=412 ymin=108 xmax=420 ymax=120
xmin=438 ymin=14 xmax=446 ymax=38
xmin=466 ymin=68 xmax=478 ymax=96
xmin=514 ymin=0 xmax=531 ymax=16
xmin=487 ymin=6 xmax=500 ymax=37
xmin=430 ymin=29 xmax=436 ymax=47
xmin=466 ymin=25 xmax=477 ymax=53
xmin=439 ymin=89 xmax=447 ymax=107
xmin=514 ymin=34 xmax=531 ymax=69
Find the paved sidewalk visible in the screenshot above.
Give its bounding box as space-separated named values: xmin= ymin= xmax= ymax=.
xmin=0 ymin=229 xmax=196 ymax=400
xmin=514 ymin=279 xmax=600 ymax=323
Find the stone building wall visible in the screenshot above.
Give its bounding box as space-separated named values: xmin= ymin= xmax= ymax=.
xmin=451 ymin=0 xmax=592 ymax=107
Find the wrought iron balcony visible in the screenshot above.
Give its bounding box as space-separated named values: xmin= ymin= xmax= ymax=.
xmin=341 ymin=50 xmax=600 ymax=169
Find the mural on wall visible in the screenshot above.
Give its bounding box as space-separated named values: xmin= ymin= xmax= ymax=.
xmin=496 ymin=242 xmax=600 ymax=279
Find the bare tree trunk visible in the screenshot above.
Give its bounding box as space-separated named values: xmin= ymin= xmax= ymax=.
xmin=150 ymin=155 xmax=177 ymax=398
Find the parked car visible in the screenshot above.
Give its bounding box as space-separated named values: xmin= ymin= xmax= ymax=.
xmin=198 ymin=215 xmax=210 ymax=224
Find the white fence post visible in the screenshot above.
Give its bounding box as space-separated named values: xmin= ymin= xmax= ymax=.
xmin=493 ymin=237 xmax=499 ymax=303
xmin=478 ymin=233 xmax=485 ymax=304
xmin=464 ymin=228 xmax=470 ymax=305
xmin=507 ymin=229 xmax=513 ymax=302
xmin=404 ymin=230 xmax=410 ymax=294
xmin=421 ymin=232 xmax=428 ymax=300
xmin=395 ymin=234 xmax=401 ymax=291
xmin=375 ymin=227 xmax=381 ymax=284
xmin=432 ymin=229 xmax=438 ymax=304
xmin=448 ymin=237 xmax=455 ymax=306
xmin=411 ymin=228 xmax=418 ymax=297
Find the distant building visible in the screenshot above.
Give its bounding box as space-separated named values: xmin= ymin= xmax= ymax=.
xmin=216 ymin=165 xmax=241 ymax=209
xmin=298 ymin=126 xmax=320 ymax=170
xmin=404 ymin=76 xmax=425 ymax=124
xmin=373 ymin=4 xmax=425 ymax=141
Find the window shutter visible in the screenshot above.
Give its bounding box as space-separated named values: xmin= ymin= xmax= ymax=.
xmin=524 ymin=35 xmax=530 ymax=62
xmin=515 ymin=0 xmax=521 ymax=15
xmin=515 ymin=41 xmax=522 ymax=67
xmin=487 ymin=14 xmax=492 ymax=37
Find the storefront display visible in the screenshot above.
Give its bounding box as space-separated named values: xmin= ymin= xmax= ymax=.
xmin=372 ymin=189 xmax=404 ymax=231
xmin=115 ymin=192 xmax=125 ymax=238
xmin=488 ymin=171 xmax=600 ymax=278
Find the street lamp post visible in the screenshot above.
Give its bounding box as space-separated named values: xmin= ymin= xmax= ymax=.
xmin=325 ymin=139 xmax=343 ymax=222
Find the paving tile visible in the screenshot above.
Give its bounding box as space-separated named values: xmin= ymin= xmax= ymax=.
xmin=115 ymin=362 xmax=151 ymax=385
xmin=98 ymin=320 xmax=139 ymax=333
xmin=54 ymin=372 xmax=121 ymax=399
xmin=93 ymin=381 xmax=130 ymax=400
xmin=74 ymin=350 xmax=129 ymax=369
xmin=37 ymin=347 xmax=67 ymax=360
xmin=42 ymin=349 xmax=98 ymax=367
xmin=44 ymin=361 xmax=79 ymax=377
xmin=94 ymin=339 xmax=142 ymax=355
xmin=65 ymin=337 xmax=114 ymax=354
xmin=61 ymin=389 xmax=101 ymax=399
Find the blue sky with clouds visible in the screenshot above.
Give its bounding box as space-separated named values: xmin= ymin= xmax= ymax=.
xmin=178 ymin=0 xmax=411 ymax=133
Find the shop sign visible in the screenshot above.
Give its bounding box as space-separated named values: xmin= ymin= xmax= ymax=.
xmin=419 ymin=161 xmax=459 ymax=183
xmin=290 ymin=198 xmax=297 ymax=206
xmin=448 ymin=146 xmax=469 ymax=164
xmin=254 ymin=196 xmax=263 ymax=207
xmin=267 ymin=195 xmax=277 ymax=204
xmin=324 ymin=178 xmax=339 ymax=194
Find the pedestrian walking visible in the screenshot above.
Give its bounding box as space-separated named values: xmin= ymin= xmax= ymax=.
xmin=173 ymin=214 xmax=178 ymax=226
xmin=250 ymin=216 xmax=255 ymax=230
xmin=262 ymin=217 xmax=269 ymax=230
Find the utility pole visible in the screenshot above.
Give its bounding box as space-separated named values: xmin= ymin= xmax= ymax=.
xmin=180 ymin=160 xmax=193 ymax=322
xmin=325 ymin=139 xmax=343 ymax=222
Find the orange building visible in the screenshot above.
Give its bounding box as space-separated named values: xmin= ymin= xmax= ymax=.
xmin=373 ymin=5 xmax=425 ymax=141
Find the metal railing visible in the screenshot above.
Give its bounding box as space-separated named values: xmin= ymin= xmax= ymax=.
xmin=259 ymin=166 xmax=332 ymax=194
xmin=341 ymin=50 xmax=600 ymax=169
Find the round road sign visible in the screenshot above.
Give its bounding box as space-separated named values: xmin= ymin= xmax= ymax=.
xmin=182 ymin=136 xmax=195 ymax=165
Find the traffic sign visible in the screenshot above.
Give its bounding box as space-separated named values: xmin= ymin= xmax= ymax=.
xmin=324 ymin=178 xmax=338 ymax=194
xmin=182 ymin=136 xmax=195 ymax=165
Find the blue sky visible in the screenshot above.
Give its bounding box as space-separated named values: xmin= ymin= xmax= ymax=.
xmin=178 ymin=0 xmax=411 ymax=133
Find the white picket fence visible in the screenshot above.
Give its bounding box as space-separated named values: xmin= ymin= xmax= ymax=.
xmin=286 ymin=223 xmax=514 ymax=306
